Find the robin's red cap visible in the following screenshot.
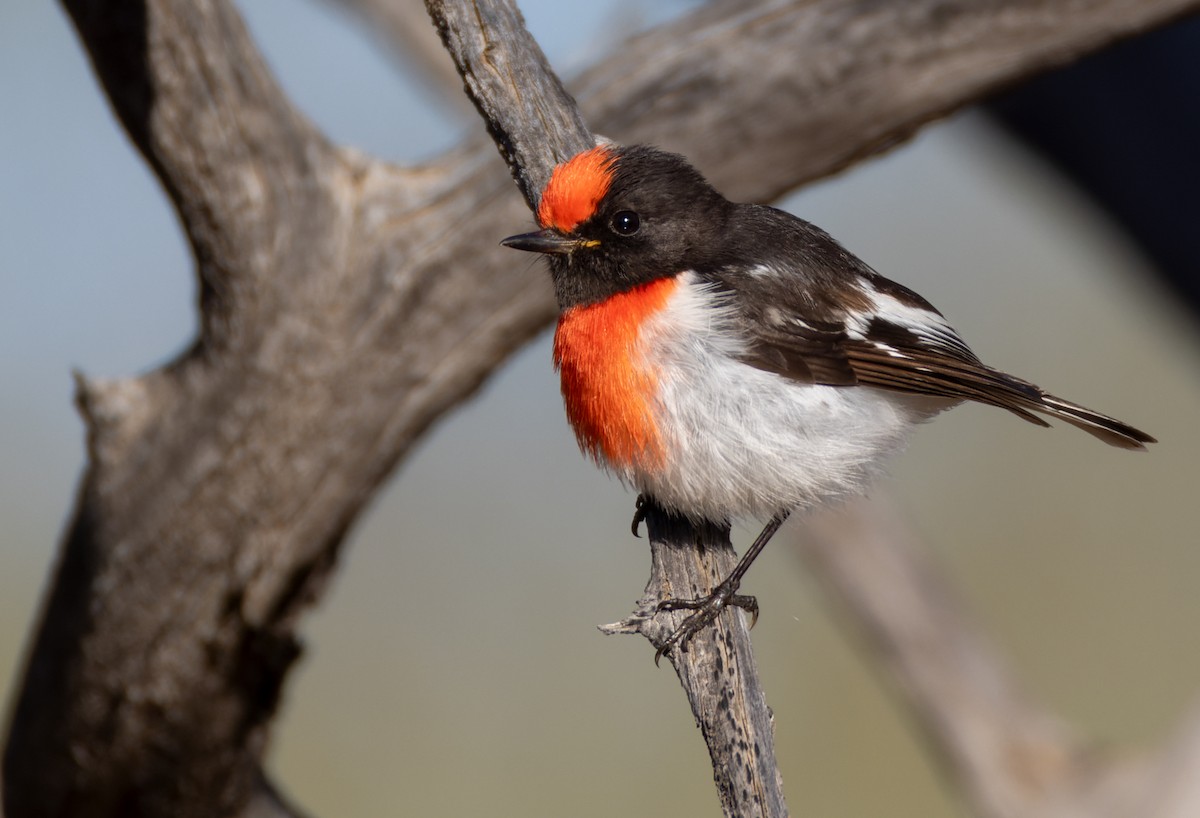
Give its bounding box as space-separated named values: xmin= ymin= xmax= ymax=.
xmin=537 ymin=145 xmax=616 ymax=233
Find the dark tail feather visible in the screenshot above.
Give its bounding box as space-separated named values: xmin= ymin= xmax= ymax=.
xmin=1030 ymin=394 xmax=1156 ymax=451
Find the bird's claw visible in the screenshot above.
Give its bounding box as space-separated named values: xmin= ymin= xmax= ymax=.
xmin=652 ymin=589 xmax=759 ymax=666
xmin=631 ymin=494 xmax=648 ymax=538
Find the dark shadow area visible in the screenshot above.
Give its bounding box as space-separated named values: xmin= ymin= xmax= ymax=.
xmin=989 ymin=15 xmax=1200 ymax=318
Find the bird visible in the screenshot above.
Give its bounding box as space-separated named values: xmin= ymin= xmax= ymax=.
xmin=501 ymin=143 xmax=1154 ymax=660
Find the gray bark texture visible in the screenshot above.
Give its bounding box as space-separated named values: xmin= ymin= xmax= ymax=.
xmin=4 ymin=1 xmax=1199 ymax=817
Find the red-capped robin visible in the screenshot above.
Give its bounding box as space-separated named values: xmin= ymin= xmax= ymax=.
xmin=502 ymin=144 xmax=1154 ymax=659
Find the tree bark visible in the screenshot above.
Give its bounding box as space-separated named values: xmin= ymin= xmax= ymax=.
xmin=600 ymin=505 xmax=789 ymax=818
xmin=5 ymin=0 xmax=1199 ymax=816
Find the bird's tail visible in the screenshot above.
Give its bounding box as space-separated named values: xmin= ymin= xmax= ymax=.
xmin=1032 ymin=393 xmax=1156 ymax=450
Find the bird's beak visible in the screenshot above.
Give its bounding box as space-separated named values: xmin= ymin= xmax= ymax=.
xmin=500 ymin=228 xmax=586 ymax=255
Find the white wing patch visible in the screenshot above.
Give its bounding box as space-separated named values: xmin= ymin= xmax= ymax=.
xmin=847 ymin=281 xmax=970 ymax=356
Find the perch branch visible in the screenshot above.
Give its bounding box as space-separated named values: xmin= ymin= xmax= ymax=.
xmin=600 ymin=504 xmax=788 ymax=818
xmin=424 ymin=2 xmax=788 ymax=814
xmin=424 ymin=0 xmax=593 ymax=199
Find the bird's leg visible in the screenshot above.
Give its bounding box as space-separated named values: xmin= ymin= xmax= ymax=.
xmin=655 ymin=511 xmax=791 ymax=664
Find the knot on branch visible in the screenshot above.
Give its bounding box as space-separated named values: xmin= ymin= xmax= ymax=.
xmin=73 ymin=370 xmax=155 ymax=465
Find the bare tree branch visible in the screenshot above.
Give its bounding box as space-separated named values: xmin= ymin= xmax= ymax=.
xmin=799 ymin=499 xmax=1082 ymax=817
xmin=574 ymin=0 xmax=1200 ymax=202
xmin=4 ymin=0 xmax=1199 ymax=816
xmin=424 ymin=0 xmax=593 ymax=199
xmin=797 ymin=498 xmax=1200 ymax=818
xmin=5 ymin=0 xmax=547 ymax=814
xmin=600 ymin=506 xmax=788 ymax=818
xmin=1146 ymin=703 xmax=1200 ymax=818
xmin=424 ymin=3 xmax=788 ymax=813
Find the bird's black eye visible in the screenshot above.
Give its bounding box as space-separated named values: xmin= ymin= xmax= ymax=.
xmin=610 ymin=210 xmax=640 ymax=236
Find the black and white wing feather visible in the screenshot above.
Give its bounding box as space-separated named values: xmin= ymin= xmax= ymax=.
xmin=710 ymin=211 xmax=1155 ymax=451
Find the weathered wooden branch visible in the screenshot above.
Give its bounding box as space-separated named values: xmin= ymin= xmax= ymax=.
xmin=599 ymin=505 xmax=788 ymax=818
xmin=424 ymin=3 xmax=787 ymax=813
xmin=423 ymin=0 xmax=592 ymax=199
xmin=798 ymin=498 xmax=1200 ymax=818
xmin=5 ymin=0 xmax=1199 ymax=816
xmin=570 ymin=0 xmax=1200 ymax=202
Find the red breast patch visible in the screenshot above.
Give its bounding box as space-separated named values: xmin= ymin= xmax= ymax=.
xmin=553 ymin=276 xmax=678 ymax=472
xmin=537 ymin=146 xmax=616 ymax=233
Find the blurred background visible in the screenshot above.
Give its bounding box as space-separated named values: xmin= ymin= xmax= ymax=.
xmin=2 ymin=1 xmax=1198 ymax=815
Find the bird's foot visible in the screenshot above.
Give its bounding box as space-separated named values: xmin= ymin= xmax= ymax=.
xmin=653 ymin=582 xmax=758 ymax=665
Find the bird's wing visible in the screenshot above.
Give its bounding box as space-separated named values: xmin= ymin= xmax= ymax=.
xmin=719 ymin=267 xmax=1154 ymax=450
xmin=729 ymin=269 xmax=1050 ymax=421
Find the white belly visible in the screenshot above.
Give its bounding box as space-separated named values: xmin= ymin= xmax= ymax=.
xmin=627 ymin=273 xmax=949 ymax=521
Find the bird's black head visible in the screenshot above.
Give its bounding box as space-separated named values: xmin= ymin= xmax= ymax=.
xmin=501 ymin=145 xmax=732 ymax=308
